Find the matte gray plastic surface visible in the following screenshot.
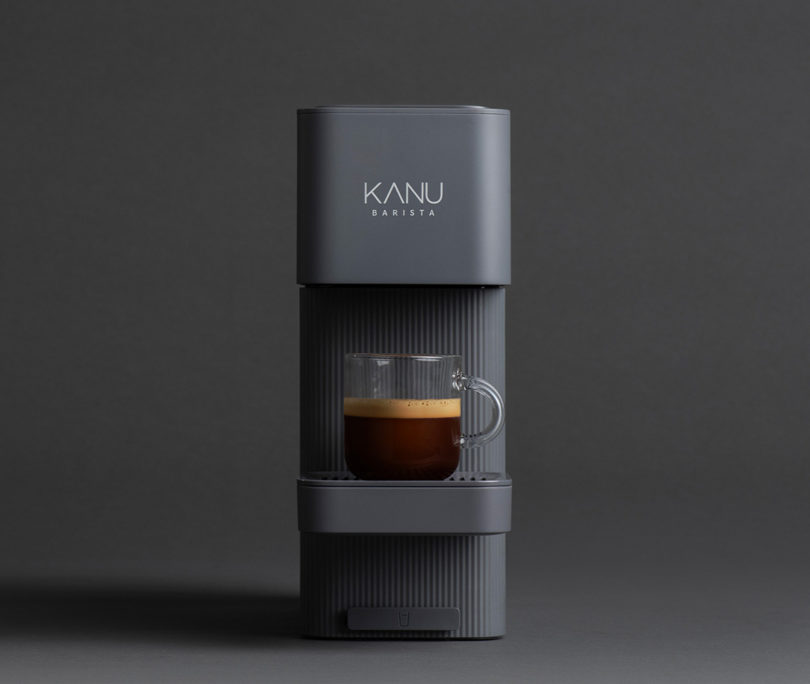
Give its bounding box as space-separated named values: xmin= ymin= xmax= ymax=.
xmin=301 ymin=533 xmax=506 ymax=639
xmin=298 ymin=284 xmax=508 ymax=638
xmin=301 ymin=471 xmax=508 ymax=486
xmin=300 ymin=286 xmax=506 ymax=474
xmin=297 ymin=106 xmax=510 ymax=285
xmin=299 ymin=105 xmax=508 ymax=114
xmin=297 ymin=106 xmax=510 ymax=639
xmin=298 ymin=473 xmax=512 ymax=534
xmin=347 ymin=607 xmax=460 ymax=631
xmin=298 ymin=286 xmax=507 ymax=639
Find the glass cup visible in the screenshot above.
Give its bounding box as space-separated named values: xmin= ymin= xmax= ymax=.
xmin=343 ymin=353 xmax=505 ymax=480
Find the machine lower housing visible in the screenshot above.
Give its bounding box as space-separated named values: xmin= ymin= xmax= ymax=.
xmin=298 ymin=287 xmax=509 ymax=639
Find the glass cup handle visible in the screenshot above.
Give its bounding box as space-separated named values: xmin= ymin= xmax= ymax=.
xmin=454 ymin=373 xmax=505 ymax=449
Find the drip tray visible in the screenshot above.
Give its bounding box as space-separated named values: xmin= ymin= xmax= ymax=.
xmin=298 ymin=472 xmax=511 ymax=535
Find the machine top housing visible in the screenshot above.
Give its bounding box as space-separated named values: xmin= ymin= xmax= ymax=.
xmin=297 ymin=105 xmax=511 ymax=286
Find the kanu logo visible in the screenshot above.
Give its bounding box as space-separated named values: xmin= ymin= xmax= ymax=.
xmin=363 ymin=181 xmax=444 ymax=217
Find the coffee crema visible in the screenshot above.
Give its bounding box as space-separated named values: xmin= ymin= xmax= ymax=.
xmin=344 ymin=397 xmax=461 ymax=419
xmin=344 ymin=397 xmax=461 ymax=480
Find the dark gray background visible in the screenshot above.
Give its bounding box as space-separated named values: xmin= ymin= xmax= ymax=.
xmin=2 ymin=1 xmax=809 ymax=682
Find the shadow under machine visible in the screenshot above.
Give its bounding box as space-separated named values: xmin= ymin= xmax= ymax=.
xmin=296 ymin=105 xmax=512 ymax=638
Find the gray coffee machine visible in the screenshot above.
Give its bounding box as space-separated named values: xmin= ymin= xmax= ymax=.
xmin=296 ymin=106 xmax=511 ymax=638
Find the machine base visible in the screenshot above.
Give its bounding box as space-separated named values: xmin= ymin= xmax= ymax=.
xmin=300 ymin=533 xmax=506 ymax=639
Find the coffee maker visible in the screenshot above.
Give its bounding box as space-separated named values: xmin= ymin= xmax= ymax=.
xmin=296 ymin=106 xmax=511 ymax=638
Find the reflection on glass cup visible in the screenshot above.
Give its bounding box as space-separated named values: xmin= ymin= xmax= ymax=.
xmin=344 ymin=354 xmax=504 ymax=480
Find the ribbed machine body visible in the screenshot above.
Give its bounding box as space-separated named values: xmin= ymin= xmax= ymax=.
xmin=299 ymin=286 xmax=507 ymax=638
xmin=300 ymin=286 xmax=506 ymax=474
xmin=301 ymin=534 xmax=506 ymax=639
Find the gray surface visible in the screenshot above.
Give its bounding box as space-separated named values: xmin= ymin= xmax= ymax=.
xmin=299 ymin=283 xmax=507 ymax=635
xmin=1 ymin=0 xmax=810 ymax=681
xmin=297 ymin=107 xmax=510 ymax=285
xmin=300 ymin=471 xmax=509 ymax=485
xmin=347 ymin=607 xmax=461 ymax=631
xmin=300 ymin=287 xmax=506 ymax=473
xmin=298 ymin=478 xmax=511 ymax=533
xmin=300 ymin=533 xmax=506 ymax=638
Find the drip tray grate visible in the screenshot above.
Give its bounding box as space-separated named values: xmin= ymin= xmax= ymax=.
xmin=301 ymin=471 xmax=510 ymax=487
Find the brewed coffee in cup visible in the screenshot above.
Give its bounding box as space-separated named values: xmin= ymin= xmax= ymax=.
xmin=344 ymin=397 xmax=461 ymax=480
xmin=343 ymin=354 xmax=504 ymax=480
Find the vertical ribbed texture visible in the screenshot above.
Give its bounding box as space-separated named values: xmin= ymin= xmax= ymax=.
xmin=301 ymin=533 xmax=506 ymax=638
xmin=345 ymin=354 xmax=463 ymax=401
xmin=300 ymin=287 xmax=506 ymax=474
xmin=300 ymin=286 xmax=507 ymax=639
